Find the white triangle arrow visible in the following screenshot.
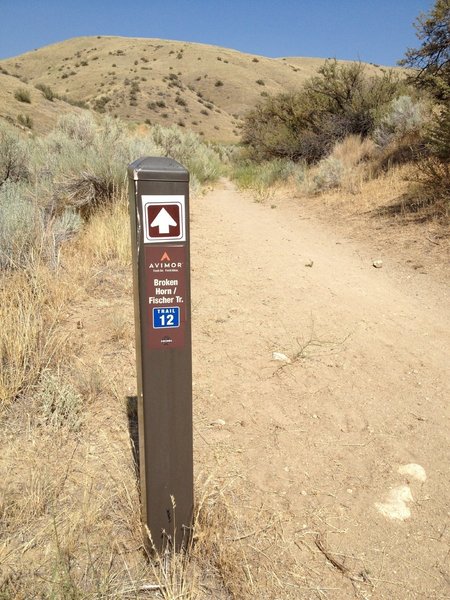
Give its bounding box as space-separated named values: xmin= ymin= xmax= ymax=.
xmin=150 ymin=208 xmax=177 ymax=234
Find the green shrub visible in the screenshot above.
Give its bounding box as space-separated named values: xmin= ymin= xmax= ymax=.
xmin=313 ymin=157 xmax=344 ymax=191
xmin=3 ymin=113 xmax=224 ymax=239
xmin=373 ymin=95 xmax=426 ymax=147
xmin=0 ymin=183 xmax=42 ymax=269
xmin=0 ymin=123 xmax=30 ymax=186
xmin=232 ymin=158 xmax=295 ymax=200
xmin=56 ymin=95 xmax=88 ymax=109
xmin=400 ymin=0 xmax=450 ymax=102
xmin=14 ymin=88 xmax=31 ymax=103
xmin=0 ymin=179 xmax=82 ymax=270
xmin=417 ymin=104 xmax=450 ymax=214
xmin=35 ymin=83 xmax=54 ymax=101
xmin=242 ymin=60 xmax=407 ymax=163
xmin=427 ymin=104 xmax=450 ymax=162
xmin=17 ymin=114 xmax=33 ymax=129
xmin=56 ymin=112 xmax=97 ymax=146
xmin=150 ymin=125 xmax=222 ymax=183
xmin=93 ymin=95 xmax=111 ymax=113
xmin=37 ymin=371 xmax=83 ymax=431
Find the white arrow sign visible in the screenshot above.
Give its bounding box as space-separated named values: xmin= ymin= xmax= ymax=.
xmin=142 ymin=195 xmax=186 ymax=243
xmin=150 ymin=208 xmax=177 ymax=234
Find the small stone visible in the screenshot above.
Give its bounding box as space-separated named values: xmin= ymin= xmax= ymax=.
xmin=305 ymin=260 xmax=314 ymax=268
xmin=301 ymin=490 xmax=307 ymax=496
xmin=272 ymin=352 xmax=291 ymax=363
xmin=211 ymin=419 xmax=226 ymax=427
xmin=347 ymin=488 xmax=353 ymax=494
xmin=373 ymin=260 xmax=383 ymax=268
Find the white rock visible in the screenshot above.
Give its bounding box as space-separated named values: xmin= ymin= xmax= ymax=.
xmin=272 ymin=352 xmax=291 ymax=363
xmin=373 ymin=260 xmax=383 ymax=268
xmin=210 ymin=419 xmax=226 ymax=427
xmin=375 ymin=485 xmax=413 ymax=520
xmin=398 ymin=463 xmax=427 ymax=482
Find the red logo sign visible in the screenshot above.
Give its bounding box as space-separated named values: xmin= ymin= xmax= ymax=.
xmin=147 ymin=204 xmax=181 ymax=239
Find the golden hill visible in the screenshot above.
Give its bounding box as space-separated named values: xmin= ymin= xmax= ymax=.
xmin=0 ymin=71 xmax=83 ymax=134
xmin=0 ymin=36 xmax=393 ymax=141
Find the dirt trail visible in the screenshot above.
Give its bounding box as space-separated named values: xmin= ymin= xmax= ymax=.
xmin=68 ymin=179 xmax=449 ymax=598
xmin=190 ymin=179 xmax=450 ymax=598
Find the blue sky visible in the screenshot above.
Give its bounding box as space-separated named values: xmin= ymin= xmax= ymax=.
xmin=0 ymin=0 xmax=434 ymax=65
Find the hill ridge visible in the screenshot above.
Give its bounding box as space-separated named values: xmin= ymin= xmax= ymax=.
xmin=0 ymin=36 xmax=393 ymax=141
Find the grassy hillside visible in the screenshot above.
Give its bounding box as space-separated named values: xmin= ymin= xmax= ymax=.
xmin=0 ymin=36 xmax=394 ymax=141
xmin=0 ymin=71 xmax=83 ymax=134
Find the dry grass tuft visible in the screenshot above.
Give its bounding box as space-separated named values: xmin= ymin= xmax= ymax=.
xmin=75 ymin=195 xmax=131 ymax=269
xmin=0 ymin=267 xmax=70 ymax=405
xmin=137 ymin=476 xmax=291 ymax=600
xmin=331 ymin=134 xmax=375 ymax=169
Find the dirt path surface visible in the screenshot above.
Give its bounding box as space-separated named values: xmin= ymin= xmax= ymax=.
xmin=65 ymin=180 xmax=449 ymax=598
xmin=189 ymin=179 xmax=449 ymax=598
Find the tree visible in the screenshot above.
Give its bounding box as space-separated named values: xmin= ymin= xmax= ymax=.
xmin=400 ymin=1 xmax=450 ymax=212
xmin=242 ymin=61 xmax=404 ymax=163
xmin=400 ymin=0 xmax=450 ymax=100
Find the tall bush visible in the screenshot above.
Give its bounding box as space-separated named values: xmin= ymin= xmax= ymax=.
xmin=373 ymin=95 xmax=426 ymax=147
xmin=400 ymin=0 xmax=450 ymax=101
xmin=400 ymin=0 xmax=450 ymax=212
xmin=242 ymin=60 xmax=407 ymax=163
xmin=0 ymin=123 xmax=29 ymax=186
xmin=0 ymin=183 xmax=42 ymax=269
xmin=418 ymin=105 xmax=450 ymax=212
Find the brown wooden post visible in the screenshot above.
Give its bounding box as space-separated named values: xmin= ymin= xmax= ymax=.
xmin=128 ymin=157 xmax=193 ymax=553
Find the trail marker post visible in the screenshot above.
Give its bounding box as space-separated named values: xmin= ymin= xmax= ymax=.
xmin=128 ymin=157 xmax=193 ymax=553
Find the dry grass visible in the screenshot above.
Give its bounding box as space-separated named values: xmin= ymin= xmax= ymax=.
xmin=0 ymin=36 xmax=394 ymax=142
xmin=330 ymin=135 xmax=375 ymax=168
xmin=6 ymin=135 xmax=445 ymax=598
xmin=74 ymin=194 xmax=131 ymax=271
xmin=1 ymin=386 xmax=295 ymax=599
xmin=0 ymin=266 xmax=71 ymax=405
xmin=292 ymin=161 xmax=412 ymax=216
xmin=301 ymin=135 xmax=377 ymax=195
xmin=0 ymin=72 xmax=82 ymax=136
xmin=0 ymin=401 xmax=141 ymax=598
xmin=0 ymin=198 xmax=260 ymax=598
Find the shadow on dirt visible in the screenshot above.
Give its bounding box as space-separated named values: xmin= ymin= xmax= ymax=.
xmin=371 ymin=192 xmax=448 ymax=224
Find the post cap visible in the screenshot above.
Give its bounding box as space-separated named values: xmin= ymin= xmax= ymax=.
xmin=128 ymin=157 xmax=189 ymax=182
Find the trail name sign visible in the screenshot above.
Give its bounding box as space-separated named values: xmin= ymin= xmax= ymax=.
xmin=128 ymin=157 xmax=193 ymax=552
